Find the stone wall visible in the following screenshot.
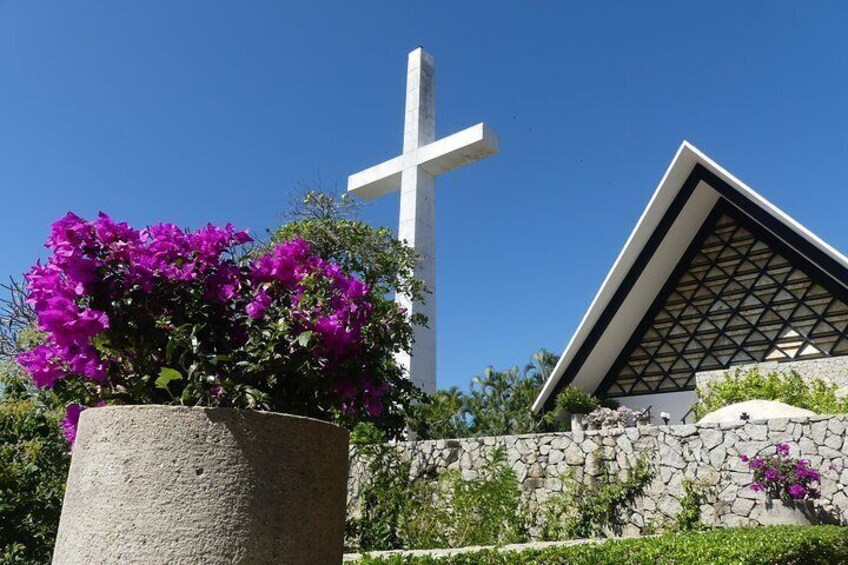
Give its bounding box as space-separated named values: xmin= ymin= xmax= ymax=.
xmin=349 ymin=416 xmax=848 ymax=538
xmin=696 ymin=356 xmax=848 ymax=390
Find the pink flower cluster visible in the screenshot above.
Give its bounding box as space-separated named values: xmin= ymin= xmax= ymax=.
xmin=17 ymin=212 xmax=381 ymax=444
xmin=742 ymin=443 xmax=821 ymax=501
xmin=336 ymin=378 xmax=390 ymax=418
xmin=17 ymin=212 xmax=252 ymax=390
xmin=248 ymin=238 xmax=372 ymax=358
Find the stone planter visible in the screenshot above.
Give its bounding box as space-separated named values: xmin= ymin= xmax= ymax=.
xmin=750 ymin=498 xmax=818 ymax=526
xmin=52 ymin=405 xmax=349 ymax=565
xmin=570 ymin=413 xmax=585 ymax=432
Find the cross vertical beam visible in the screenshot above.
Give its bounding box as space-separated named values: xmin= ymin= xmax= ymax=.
xmin=348 ymin=47 xmax=499 ymax=395
xmin=397 ymin=48 xmax=437 ymax=394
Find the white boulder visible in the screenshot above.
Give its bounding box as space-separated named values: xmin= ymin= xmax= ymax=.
xmin=698 ymin=399 xmax=816 ymax=424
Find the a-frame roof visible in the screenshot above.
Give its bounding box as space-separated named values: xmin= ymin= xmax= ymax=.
xmin=533 ymin=141 xmax=848 ymax=413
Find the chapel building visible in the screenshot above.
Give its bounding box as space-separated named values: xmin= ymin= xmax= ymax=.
xmin=533 ymin=142 xmax=848 ymax=423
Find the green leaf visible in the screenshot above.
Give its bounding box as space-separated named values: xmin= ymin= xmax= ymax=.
xmin=165 ymin=339 xmax=178 ymax=363
xmin=155 ymin=367 xmax=183 ymax=391
xmin=209 ymin=354 xmax=230 ymax=367
xmin=296 ymin=331 xmax=314 ymax=348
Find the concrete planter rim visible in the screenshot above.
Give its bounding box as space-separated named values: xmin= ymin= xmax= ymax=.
xmin=76 ymin=403 xmax=348 ymax=434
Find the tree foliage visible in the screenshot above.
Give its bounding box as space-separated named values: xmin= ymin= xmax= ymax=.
xmin=0 ymin=366 xmax=69 ymax=565
xmin=410 ymin=349 xmax=560 ymax=439
xmin=0 ymin=279 xmax=68 ymax=564
xmin=405 ymin=386 xmax=469 ymax=440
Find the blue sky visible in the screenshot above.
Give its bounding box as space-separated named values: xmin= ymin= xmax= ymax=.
xmin=1 ymin=2 xmax=846 ymax=391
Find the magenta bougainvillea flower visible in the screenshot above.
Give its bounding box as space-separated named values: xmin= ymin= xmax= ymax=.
xmin=741 ymin=443 xmax=822 ymax=502
xmin=17 ymin=212 xmax=395 ymax=445
xmin=60 ymin=404 xmax=85 ymax=446
xmin=16 ymin=343 xmax=66 ymax=388
xmin=246 ymin=287 xmax=273 ymax=319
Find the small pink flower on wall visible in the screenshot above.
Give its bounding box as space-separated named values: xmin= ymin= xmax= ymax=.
xmin=17 ymin=212 xmax=402 ymax=446
xmin=741 ymin=444 xmax=822 ymax=501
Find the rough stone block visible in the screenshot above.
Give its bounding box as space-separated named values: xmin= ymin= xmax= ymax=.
xmin=828 ymin=419 xmax=846 ymax=435
xmin=731 ymin=497 xmax=756 ymax=517
xmin=700 ymin=429 xmax=723 ymax=450
xmin=564 ymin=443 xmax=585 ymax=465
xmin=748 ymin=425 xmax=768 ymax=441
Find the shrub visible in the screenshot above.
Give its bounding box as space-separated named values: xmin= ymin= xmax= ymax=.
xmin=275 ymin=191 xmax=427 ymax=435
xmin=353 ymin=526 xmax=848 ymax=565
xmin=0 ymin=366 xmax=69 ymax=565
xmin=541 ymin=454 xmax=653 ymax=540
xmin=16 ymin=213 xmax=417 ymax=442
xmin=693 ymin=367 xmax=848 ymax=419
xmin=550 ymin=386 xmax=599 ymax=415
xmin=347 ymin=424 xmax=414 ymax=551
xmin=742 ymin=443 xmax=822 ymax=500
xmin=347 ymin=435 xmax=528 ymax=552
xmin=674 ymin=478 xmax=706 ymax=532
xmin=544 ymin=386 xmax=599 ymax=429
xmin=401 ymin=449 xmax=528 ymax=549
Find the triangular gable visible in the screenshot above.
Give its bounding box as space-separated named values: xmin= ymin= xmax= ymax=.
xmin=600 ymin=202 xmax=848 ymax=398
xmin=533 ymin=141 xmax=848 ymax=413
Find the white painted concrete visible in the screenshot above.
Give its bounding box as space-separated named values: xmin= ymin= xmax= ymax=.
xmin=347 ymin=48 xmax=499 ymax=394
xmin=698 ymin=400 xmax=816 ymax=424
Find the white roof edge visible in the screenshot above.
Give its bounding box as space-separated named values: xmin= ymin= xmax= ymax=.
xmin=532 ymin=141 xmax=848 ymax=413
xmin=531 ymin=141 xmax=694 ymax=412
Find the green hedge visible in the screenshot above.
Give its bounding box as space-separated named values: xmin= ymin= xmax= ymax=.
xmin=354 ymin=526 xmax=848 ymax=565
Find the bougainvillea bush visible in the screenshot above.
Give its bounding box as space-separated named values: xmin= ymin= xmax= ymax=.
xmin=16 ymin=212 xmax=417 ymax=444
xmin=742 ymin=443 xmax=822 ymax=501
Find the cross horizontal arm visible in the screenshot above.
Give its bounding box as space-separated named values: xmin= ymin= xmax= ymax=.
xmin=347 ymin=123 xmax=499 ymax=201
xmin=347 ymin=155 xmax=404 ymax=200
xmin=417 ymin=123 xmax=499 ymax=177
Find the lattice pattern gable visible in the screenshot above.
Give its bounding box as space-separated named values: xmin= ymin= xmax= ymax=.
xmin=603 ymin=205 xmax=848 ymax=397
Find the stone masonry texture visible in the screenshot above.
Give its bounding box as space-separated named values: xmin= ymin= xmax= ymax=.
xmin=349 ymin=416 xmax=848 ymax=539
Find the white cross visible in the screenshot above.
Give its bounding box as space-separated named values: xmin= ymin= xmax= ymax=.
xmin=347 ymin=47 xmax=499 ymax=394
